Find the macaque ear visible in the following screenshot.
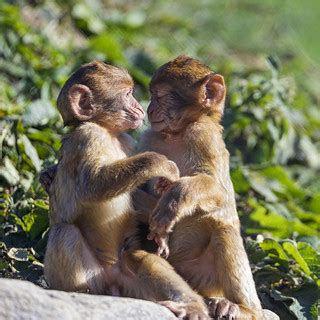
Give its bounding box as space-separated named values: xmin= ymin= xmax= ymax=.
xmin=200 ymin=73 xmax=226 ymax=112
xmin=68 ymin=84 xmax=95 ymax=121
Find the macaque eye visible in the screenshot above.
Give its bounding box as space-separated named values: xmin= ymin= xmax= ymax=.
xmin=126 ymin=89 xmax=133 ymax=98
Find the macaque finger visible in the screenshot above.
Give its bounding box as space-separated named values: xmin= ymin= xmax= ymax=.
xmin=155 ymin=234 xmax=170 ymax=259
xmin=158 ymin=301 xmax=187 ymax=319
xmin=147 ymin=231 xmax=156 ymax=241
xmin=216 ymin=299 xmax=229 ymax=317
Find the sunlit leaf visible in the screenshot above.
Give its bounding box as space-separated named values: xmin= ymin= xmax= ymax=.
xmin=23 ymin=99 xmax=58 ymax=127
xmin=20 ymin=134 xmax=42 ymax=172
xmin=7 ymin=248 xmax=28 ymax=261
xmin=260 ymin=239 xmax=289 ymax=262
xmin=282 ymin=241 xmax=311 ymax=275
xmin=0 ymin=157 xmax=20 ymax=185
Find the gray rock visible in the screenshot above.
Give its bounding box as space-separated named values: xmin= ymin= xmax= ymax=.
xmin=0 ymin=279 xmax=176 ymax=320
xmin=0 ymin=278 xmax=279 ymax=320
xmin=263 ymin=309 xmax=280 ymax=320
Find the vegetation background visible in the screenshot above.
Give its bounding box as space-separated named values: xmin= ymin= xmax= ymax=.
xmin=0 ymin=1 xmax=319 ymax=319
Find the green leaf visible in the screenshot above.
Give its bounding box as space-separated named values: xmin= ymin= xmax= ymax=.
xmin=22 ymin=211 xmax=48 ymax=240
xmin=309 ymin=192 xmax=320 ymax=213
xmin=231 ymin=166 xmax=251 ymax=193
xmin=89 ymin=34 xmax=126 ymax=63
xmin=7 ymin=248 xmax=28 ymax=262
xmin=269 ymin=289 xmax=308 ymax=320
xmin=297 ymin=242 xmax=320 ymax=279
xmin=20 ymin=134 xmax=42 ymax=172
xmin=23 ymin=99 xmax=58 ymax=127
xmin=0 ymin=259 xmax=8 ymax=271
xmin=282 ymin=241 xmax=311 ymax=275
xmin=260 ymin=239 xmax=289 ymax=265
xmin=260 ymin=166 xmax=305 ymax=199
xmin=0 ymin=157 xmax=20 ymax=185
xmin=247 ymin=171 xmax=278 ymax=202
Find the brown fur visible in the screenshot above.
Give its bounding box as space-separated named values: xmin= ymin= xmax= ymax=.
xmin=43 ymin=61 xmax=208 ymax=319
xmin=135 ymin=56 xmax=263 ymax=319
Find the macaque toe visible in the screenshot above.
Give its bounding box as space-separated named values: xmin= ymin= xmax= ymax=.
xmin=159 ymin=300 xmax=208 ymax=320
xmin=206 ymin=298 xmax=240 ymax=319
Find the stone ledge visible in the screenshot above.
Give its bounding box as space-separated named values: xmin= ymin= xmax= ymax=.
xmin=0 ymin=279 xmax=279 ymax=319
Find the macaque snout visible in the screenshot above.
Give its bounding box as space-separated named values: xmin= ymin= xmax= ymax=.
xmin=128 ymin=103 xmax=145 ymax=129
xmin=134 ymin=102 xmax=145 ymax=121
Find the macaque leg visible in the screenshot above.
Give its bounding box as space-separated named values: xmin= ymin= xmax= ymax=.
xmin=206 ymin=223 xmax=262 ymax=318
xmin=169 ymin=220 xmax=262 ymax=319
xmin=44 ymin=223 xmax=106 ymax=294
xmin=120 ymin=249 xmax=209 ymax=319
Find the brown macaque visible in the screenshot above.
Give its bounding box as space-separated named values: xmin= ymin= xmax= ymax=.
xmin=41 ymin=60 xmax=209 ymax=319
xmin=134 ymin=56 xmax=264 ymax=319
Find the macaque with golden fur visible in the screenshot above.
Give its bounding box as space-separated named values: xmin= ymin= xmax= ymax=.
xmin=133 ymin=56 xmax=264 ymax=319
xmin=42 ymin=60 xmax=209 ymax=319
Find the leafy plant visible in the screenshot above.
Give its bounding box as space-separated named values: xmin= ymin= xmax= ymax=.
xmin=0 ymin=1 xmax=319 ymax=319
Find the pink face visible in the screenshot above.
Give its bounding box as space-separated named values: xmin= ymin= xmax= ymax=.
xmin=116 ymin=87 xmax=145 ymax=130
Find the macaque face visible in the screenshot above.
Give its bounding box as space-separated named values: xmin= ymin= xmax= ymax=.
xmin=147 ymin=56 xmax=226 ymax=134
xmin=106 ymin=85 xmax=145 ymax=131
xmin=147 ymin=83 xmax=196 ymax=133
xmin=59 ymin=61 xmax=146 ymax=132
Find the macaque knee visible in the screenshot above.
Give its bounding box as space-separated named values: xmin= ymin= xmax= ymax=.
xmin=44 ymin=223 xmax=105 ymax=294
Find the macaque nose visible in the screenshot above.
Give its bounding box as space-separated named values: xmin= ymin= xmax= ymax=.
xmin=147 ymin=101 xmax=156 ymax=117
xmin=137 ymin=104 xmax=145 ymax=118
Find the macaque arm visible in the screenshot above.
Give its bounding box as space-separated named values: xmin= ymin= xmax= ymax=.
xmin=79 ymin=151 xmax=178 ymax=202
xmin=151 ymin=173 xmax=224 ymax=224
xmin=148 ymin=173 xmax=225 ymax=254
xmin=171 ymin=173 xmax=224 ymax=215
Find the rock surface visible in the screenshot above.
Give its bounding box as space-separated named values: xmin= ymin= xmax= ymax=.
xmin=0 ymin=278 xmax=279 ymax=320
xmin=0 ymin=279 xmax=175 ymax=320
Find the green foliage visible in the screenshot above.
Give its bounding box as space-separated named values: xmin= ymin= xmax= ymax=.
xmin=1 ymin=1 xmax=319 ymax=319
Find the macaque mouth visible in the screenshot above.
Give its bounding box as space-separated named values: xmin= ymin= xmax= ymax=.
xmin=150 ymin=119 xmax=165 ymax=124
xmin=151 ymin=120 xmax=164 ymax=123
xmin=132 ymin=106 xmax=145 ymax=120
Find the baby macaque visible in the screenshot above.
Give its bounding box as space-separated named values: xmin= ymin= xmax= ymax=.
xmin=135 ymin=55 xmax=264 ymax=319
xmin=42 ymin=60 xmax=208 ymax=319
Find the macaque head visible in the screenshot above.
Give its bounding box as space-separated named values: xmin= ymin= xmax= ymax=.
xmin=57 ymin=61 xmax=145 ymax=132
xmin=148 ymin=55 xmax=226 ymax=133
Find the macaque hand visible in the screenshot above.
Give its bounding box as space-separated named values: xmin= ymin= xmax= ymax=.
xmin=162 ymin=160 xmax=180 ymax=183
xmin=154 ymin=177 xmax=174 ymax=195
xmin=148 ymin=196 xmax=179 ymax=259
xmin=39 ymin=165 xmax=57 ymax=193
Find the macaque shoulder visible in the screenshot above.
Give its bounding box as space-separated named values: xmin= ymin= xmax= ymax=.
xmin=61 ymin=122 xmax=114 ymax=163
xmin=186 ymin=117 xmax=225 ymax=150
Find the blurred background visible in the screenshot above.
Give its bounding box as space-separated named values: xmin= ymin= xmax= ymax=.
xmin=0 ymin=1 xmax=319 ymax=319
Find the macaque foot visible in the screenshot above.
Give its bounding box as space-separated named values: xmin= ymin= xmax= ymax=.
xmin=159 ymin=300 xmax=209 ymax=320
xmin=205 ymin=297 xmax=240 ymax=319
xmin=154 ymin=177 xmax=174 ymax=195
xmin=110 ymin=285 xmax=121 ymax=297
